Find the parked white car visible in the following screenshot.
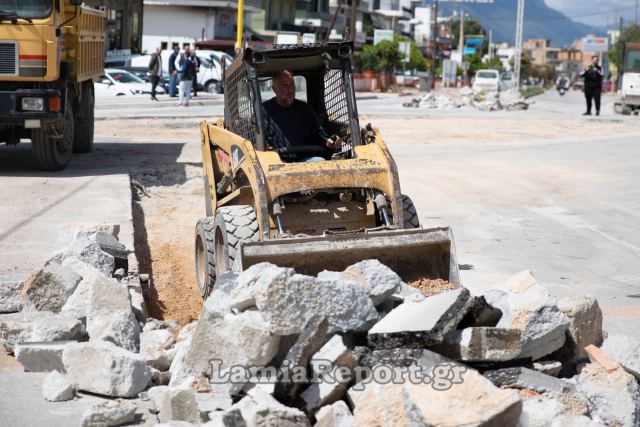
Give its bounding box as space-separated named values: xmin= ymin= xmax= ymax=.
xmin=473 ymin=69 xmax=501 ymax=92
xmin=129 ymin=49 xmax=232 ymax=94
xmin=95 ymin=69 xmax=164 ymax=97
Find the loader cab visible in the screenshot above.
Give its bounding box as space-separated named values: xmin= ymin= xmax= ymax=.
xmin=223 ymin=42 xmax=361 ymax=161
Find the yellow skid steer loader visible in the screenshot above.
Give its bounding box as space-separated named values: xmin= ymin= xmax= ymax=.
xmin=195 ymin=42 xmax=459 ymax=298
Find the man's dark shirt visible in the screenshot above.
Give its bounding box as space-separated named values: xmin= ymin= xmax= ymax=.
xmin=263 ymin=98 xmax=328 ymax=150
xmin=168 ymin=51 xmax=179 ymax=74
xmin=581 ymin=65 xmax=603 ymax=89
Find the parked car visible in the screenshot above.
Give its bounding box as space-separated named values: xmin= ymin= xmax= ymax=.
xmin=473 ymin=69 xmax=501 ymax=92
xmin=499 ymin=73 xmax=515 ymax=91
xmin=95 ymin=69 xmax=165 ymax=97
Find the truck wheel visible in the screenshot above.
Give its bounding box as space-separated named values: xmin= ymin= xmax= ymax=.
xmin=205 ymin=80 xmax=222 ymax=94
xmin=195 ymin=205 xmax=259 ymax=299
xmin=73 ymin=82 xmax=95 ymax=153
xmin=31 ymin=103 xmax=74 ymax=171
xmin=401 ymin=195 xmax=420 ymax=229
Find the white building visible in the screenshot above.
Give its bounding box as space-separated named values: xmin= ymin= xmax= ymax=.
xmin=141 ymin=0 xmax=261 ymax=54
xmin=495 ymin=43 xmax=515 ymax=71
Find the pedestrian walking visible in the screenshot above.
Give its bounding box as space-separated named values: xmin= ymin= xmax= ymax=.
xmin=148 ymin=47 xmax=163 ymax=101
xmin=191 ymin=50 xmax=201 ymax=97
xmin=178 ymin=51 xmax=196 ymax=107
xmin=168 ymin=46 xmax=180 ymax=98
xmin=580 ymin=55 xmax=603 ymax=116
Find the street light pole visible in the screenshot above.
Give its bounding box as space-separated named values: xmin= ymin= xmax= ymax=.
xmin=430 ymin=0 xmax=439 ymax=89
xmin=514 ymin=0 xmax=525 ymax=89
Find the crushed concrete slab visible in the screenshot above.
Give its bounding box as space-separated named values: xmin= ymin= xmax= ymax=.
xmin=554 ymin=295 xmax=603 ymax=363
xmin=484 ymin=367 xmax=576 ymax=394
xmin=54 ymin=235 xmax=116 ymax=278
xmin=549 ymin=415 xmax=605 ymax=427
xmin=176 ymin=310 xmax=279 ymax=390
xmin=148 ymin=386 xmax=200 ymax=424
xmin=196 ymin=391 xmax=233 ymax=416
xmin=353 ymin=347 xmax=453 ymax=371
xmin=319 ymin=259 xmax=402 ymax=306
xmin=274 ymin=315 xmax=328 ymax=405
xmin=86 ymin=309 xmax=140 ymax=352
xmin=15 ymin=341 xmax=75 ymax=372
xmin=63 ymin=341 xmax=152 ymax=398
xmin=458 ymin=295 xmax=503 ymax=328
xmin=60 ymin=272 xmax=131 ymax=324
xmin=140 ymin=328 xmax=174 ymax=371
xmin=42 ymin=370 xmax=75 ymax=402
xmin=353 ymin=367 xmax=522 ymax=426
xmin=576 ymin=362 xmax=640 ymax=427
xmin=314 ymin=400 xmax=353 ymax=427
xmin=20 ymin=263 xmax=82 ymax=312
xmin=81 ymin=399 xmax=137 ymax=427
xmin=0 ymin=311 xmax=85 ymax=352
xmin=367 ymin=288 xmax=472 ymax=350
xmin=255 ymin=270 xmax=379 ymax=335
xmin=518 ymin=395 xmax=566 ymax=427
xmin=533 ymin=360 xmax=562 ymax=377
xmin=391 ymin=282 xmax=426 ymax=303
xmin=239 ymin=387 xmax=311 ymax=426
xmin=436 ymin=327 xmax=521 ymax=362
xmin=601 ymin=334 xmax=640 ymax=380
xmin=0 ymin=280 xmax=23 ymax=313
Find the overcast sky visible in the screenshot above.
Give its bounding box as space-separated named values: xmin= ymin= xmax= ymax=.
xmin=545 ymin=0 xmax=638 ymax=27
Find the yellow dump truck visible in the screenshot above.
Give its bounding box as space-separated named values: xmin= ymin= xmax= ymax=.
xmin=0 ymin=1 xmax=105 ymax=170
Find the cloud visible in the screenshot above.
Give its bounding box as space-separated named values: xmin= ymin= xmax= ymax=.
xmin=545 ymin=0 xmax=637 ymax=26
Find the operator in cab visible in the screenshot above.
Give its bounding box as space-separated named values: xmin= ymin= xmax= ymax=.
xmin=263 ymin=70 xmax=341 ymax=162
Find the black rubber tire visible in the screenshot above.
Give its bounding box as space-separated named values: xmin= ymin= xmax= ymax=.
xmin=205 ymin=80 xmax=222 ymax=94
xmin=194 ymin=205 xmax=259 ymax=299
xmin=195 ymin=217 xmax=216 ymax=299
xmin=401 ymin=194 xmax=420 ymax=229
xmin=73 ymin=82 xmax=94 ymax=153
xmin=31 ymin=102 xmax=74 ymax=171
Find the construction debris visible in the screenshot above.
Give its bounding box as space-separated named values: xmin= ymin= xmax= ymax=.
xmin=0 ymin=280 xmax=22 ymax=313
xmin=402 ymin=87 xmax=531 ymax=112
xmin=407 ymin=278 xmax=455 ymax=297
xmin=15 ymin=341 xmax=74 ymax=372
xmin=81 ymin=399 xmax=137 ymax=427
xmin=42 ymin=370 xmax=76 ymax=402
xmin=602 ymin=334 xmax=640 ymax=380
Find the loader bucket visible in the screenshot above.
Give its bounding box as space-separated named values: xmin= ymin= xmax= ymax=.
xmin=237 ymin=227 xmax=461 ymax=287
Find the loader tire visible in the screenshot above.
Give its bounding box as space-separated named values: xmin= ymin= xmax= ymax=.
xmin=195 ymin=217 xmax=216 ymax=299
xmin=73 ymin=82 xmax=95 ymax=153
xmin=401 ymin=195 xmax=420 ymax=229
xmin=31 ymin=102 xmax=74 ymax=171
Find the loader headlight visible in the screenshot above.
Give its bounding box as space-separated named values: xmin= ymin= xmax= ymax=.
xmin=22 ymin=97 xmax=44 ymax=111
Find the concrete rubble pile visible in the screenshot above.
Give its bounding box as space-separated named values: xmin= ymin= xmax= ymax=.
xmin=403 ymin=87 xmax=530 ymax=112
xmin=3 ymin=237 xmax=639 ymax=426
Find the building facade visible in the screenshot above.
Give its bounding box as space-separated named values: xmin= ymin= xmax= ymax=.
xmin=85 ymin=0 xmax=144 ymax=53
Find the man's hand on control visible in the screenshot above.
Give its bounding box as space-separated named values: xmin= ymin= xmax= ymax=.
xmin=326 ymin=136 xmax=342 ymax=151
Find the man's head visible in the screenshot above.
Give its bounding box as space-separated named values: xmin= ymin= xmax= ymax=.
xmin=184 ymin=45 xmax=191 ymax=54
xmin=156 ymin=47 xmax=162 ymax=55
xmin=591 ymin=55 xmax=599 ymax=66
xmin=173 ymin=46 xmax=180 ymax=53
xmin=272 ymin=70 xmax=295 ymax=107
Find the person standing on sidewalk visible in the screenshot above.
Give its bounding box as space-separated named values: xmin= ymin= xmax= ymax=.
xmin=148 ymin=47 xmax=163 ymax=101
xmin=580 ymin=55 xmax=603 ymax=116
xmin=168 ymin=46 xmax=180 ymax=98
xmin=191 ymin=48 xmax=201 ymax=97
xmin=178 ymin=51 xmax=196 ymax=107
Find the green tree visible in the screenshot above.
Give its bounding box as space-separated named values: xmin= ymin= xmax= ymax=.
xmin=360 ymin=40 xmax=403 ymax=73
xmin=610 ymin=24 xmax=640 ymax=69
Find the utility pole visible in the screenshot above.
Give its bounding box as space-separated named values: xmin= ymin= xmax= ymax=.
xmin=514 ymin=0 xmax=525 ymax=89
xmin=458 ymin=8 xmax=464 ymax=60
xmin=488 ymin=29 xmax=493 ymax=60
xmin=636 ymin=0 xmax=638 ymax=25
xmin=350 ymin=0 xmax=358 ymax=42
xmin=430 ymin=0 xmax=439 ymax=89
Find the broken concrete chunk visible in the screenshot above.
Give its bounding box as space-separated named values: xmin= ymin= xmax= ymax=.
xmin=60 ymin=272 xmax=130 ymax=324
xmin=458 ymin=295 xmax=503 ymax=328
xmin=601 ymin=334 xmax=640 ymax=380
xmin=42 ymin=370 xmax=75 ymax=402
xmin=484 ymin=367 xmax=576 ymax=394
xmin=57 ymin=236 xmax=116 ymax=277
xmin=0 ymin=280 xmax=23 ymax=313
xmin=549 ymin=415 xmax=605 ymax=427
xmin=255 ymin=271 xmax=378 ymax=335
xmin=274 ymin=315 xmax=328 ymax=406
xmin=367 ymin=288 xmax=473 ymax=350
xmin=354 ymin=367 xmax=522 ymax=427
xmin=196 ymin=391 xmax=233 ymax=416
xmin=518 ymin=396 xmax=566 ymax=427
xmin=354 ymin=347 xmax=453 ymax=371
xmin=81 ymin=399 xmax=137 ymax=427
xmin=21 ymin=263 xmax=82 ymax=313
xmin=314 ymin=400 xmax=353 ymax=427
xmin=392 ymin=282 xmax=426 ymax=303
xmin=62 ymin=341 xmax=152 ymax=398
xmin=576 ymin=362 xmax=640 ymax=427
xmin=321 ymin=259 xmax=403 ymax=306
xmin=148 ymin=386 xmax=200 ymax=424
xmin=140 ymin=328 xmax=174 ymax=371
xmin=86 ymin=309 xmax=140 ymax=352
xmin=533 ymin=360 xmax=562 ymax=377
xmin=60 ymin=256 xmax=106 ymax=283
xmin=436 ymin=327 xmax=521 ymax=362
xmin=554 ymin=295 xmax=603 ymax=363
xmin=0 ymin=311 xmax=85 ymax=352
xmin=15 ymin=341 xmax=75 ymax=372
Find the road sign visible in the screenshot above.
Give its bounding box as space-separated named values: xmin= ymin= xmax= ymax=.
xmin=581 ymin=36 xmax=609 ymax=53
xmin=302 ymin=33 xmax=316 ymax=44
xmin=374 ymin=29 xmax=394 ymax=45
xmin=463 ymin=47 xmax=476 ymax=55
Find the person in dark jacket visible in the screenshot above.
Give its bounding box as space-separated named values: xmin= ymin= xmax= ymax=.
xmin=168 ymin=46 xmax=180 ymax=98
xmin=191 ymin=49 xmax=201 ymax=97
xmin=178 ymin=51 xmax=196 ymax=107
xmin=580 ymin=55 xmax=603 ymax=116
xmin=148 ymin=47 xmax=163 ymax=101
